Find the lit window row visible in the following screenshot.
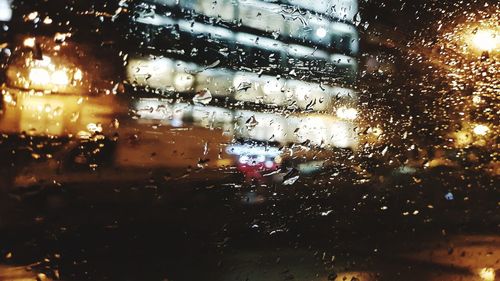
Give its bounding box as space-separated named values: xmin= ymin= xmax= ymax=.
xmin=137 ymin=0 xmax=359 ymax=55
xmin=133 ymin=98 xmax=358 ymax=149
xmin=127 ymin=55 xmax=358 ymax=112
xmin=133 ymin=14 xmax=357 ymax=78
xmin=150 ymin=0 xmax=358 ymax=24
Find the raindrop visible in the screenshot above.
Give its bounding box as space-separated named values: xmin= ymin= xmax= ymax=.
xmin=236 ymin=81 xmax=252 ymax=92
xmin=327 ymin=272 xmax=338 ymax=281
xmin=193 ymin=89 xmax=212 ymax=105
xmin=203 ymin=142 xmax=208 ymax=155
xmin=283 ymin=168 xmax=299 ymax=185
xmin=353 ymin=12 xmax=361 ymax=26
xmin=272 ymin=30 xmax=280 ymax=39
xmin=444 ymin=192 xmax=454 ymax=201
xmin=321 ymin=210 xmax=333 ymax=216
xmin=245 ymin=115 xmax=259 ymax=130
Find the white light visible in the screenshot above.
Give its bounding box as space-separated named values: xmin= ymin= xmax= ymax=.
xmin=27 ymin=11 xmax=38 ymax=21
xmin=316 ymin=27 xmax=327 ymax=38
xmin=86 ymin=123 xmax=103 ymax=133
xmin=471 ymin=29 xmax=498 ymax=52
xmin=472 ymin=95 xmax=482 ymax=104
xmin=174 ymin=73 xmax=194 ymax=91
xmin=239 ymin=155 xmax=249 ymax=164
xmin=264 ymin=160 xmax=274 ymax=168
xmin=43 ymin=104 xmax=52 ymax=113
xmin=330 ymin=121 xmax=353 ymax=148
xmin=29 ymin=68 xmax=50 ymax=85
xmin=336 ymin=107 xmax=358 ymax=120
xmin=34 ymin=55 xmax=52 ymax=67
xmin=23 ymin=37 xmax=35 ymax=48
xmin=51 ymin=70 xmax=69 ymax=85
xmin=473 ymin=124 xmax=490 ymax=136
xmin=73 ymin=69 xmax=83 ymax=81
xmin=43 ymin=17 xmax=53 ymax=24
xmin=226 ymin=144 xmax=281 ymax=157
xmin=261 ymin=79 xmax=283 ymax=96
xmin=3 ymin=92 xmax=13 ymax=104
xmin=0 ymin=0 xmax=12 ymax=21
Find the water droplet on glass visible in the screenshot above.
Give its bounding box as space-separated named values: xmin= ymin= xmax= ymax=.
xmin=283 ymin=169 xmax=299 ymax=185
xmin=245 ymin=115 xmax=259 ymax=130
xmin=193 ymin=89 xmax=212 ymax=105
xmin=445 ymin=192 xmax=454 ymax=201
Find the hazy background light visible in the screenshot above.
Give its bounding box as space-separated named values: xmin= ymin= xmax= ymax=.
xmin=478 ymin=267 xmax=495 ymax=281
xmin=316 ymin=27 xmax=327 ymax=38
xmin=473 ymin=124 xmax=490 ymax=136
xmin=0 ymin=0 xmax=12 ymax=21
xmin=23 ymin=37 xmax=36 ymax=48
xmin=336 ymin=107 xmax=358 ymax=120
xmin=29 ymin=68 xmax=50 ymax=85
xmin=51 ymin=70 xmax=69 ymax=85
xmin=471 ymin=29 xmax=498 ymax=52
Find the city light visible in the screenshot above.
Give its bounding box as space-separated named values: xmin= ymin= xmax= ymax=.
xmin=0 ymin=0 xmax=12 ymax=21
xmin=73 ymin=69 xmax=83 ymax=81
xmin=336 ymin=107 xmax=358 ymax=120
xmin=3 ymin=92 xmax=13 ymax=104
xmin=478 ymin=267 xmax=495 ymax=281
xmin=27 ymin=11 xmax=38 ymax=21
xmin=51 ymin=70 xmax=69 ymax=85
xmin=29 ymin=68 xmax=51 ymax=85
xmin=473 ymin=124 xmax=490 ymax=136
xmin=173 ymin=73 xmax=194 ymax=91
xmin=471 ymin=29 xmax=498 ymax=52
xmin=316 ymin=27 xmax=327 ymax=38
xmin=472 ymin=95 xmax=482 ymax=104
xmin=23 ymin=37 xmax=35 ymax=47
xmin=86 ymin=123 xmax=103 ymax=133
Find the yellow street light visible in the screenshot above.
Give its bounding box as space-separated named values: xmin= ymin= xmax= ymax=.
xmin=479 ymin=267 xmax=495 ymax=281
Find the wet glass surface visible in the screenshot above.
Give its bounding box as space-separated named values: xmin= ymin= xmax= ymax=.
xmin=0 ymin=0 xmax=498 ymax=280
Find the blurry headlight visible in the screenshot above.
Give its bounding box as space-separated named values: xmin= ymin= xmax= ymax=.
xmin=51 ymin=70 xmax=69 ymax=85
xmin=29 ymin=68 xmax=51 ymax=85
xmin=4 ymin=37 xmax=90 ymax=94
xmin=27 ymin=67 xmax=71 ymax=87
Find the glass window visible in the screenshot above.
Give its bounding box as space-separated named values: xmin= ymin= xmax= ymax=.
xmin=0 ymin=1 xmax=497 ymax=281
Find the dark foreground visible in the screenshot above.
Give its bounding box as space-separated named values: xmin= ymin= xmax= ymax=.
xmin=0 ymin=156 xmax=498 ymax=281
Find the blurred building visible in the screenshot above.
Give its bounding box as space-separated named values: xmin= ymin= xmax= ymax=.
xmin=123 ymin=0 xmax=360 ymax=150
